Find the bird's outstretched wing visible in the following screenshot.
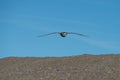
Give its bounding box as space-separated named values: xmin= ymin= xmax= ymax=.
xmin=37 ymin=32 xmax=60 ymax=37
xmin=67 ymin=32 xmax=88 ymax=37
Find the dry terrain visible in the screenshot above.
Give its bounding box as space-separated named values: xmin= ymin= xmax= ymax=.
xmin=0 ymin=54 xmax=120 ymax=80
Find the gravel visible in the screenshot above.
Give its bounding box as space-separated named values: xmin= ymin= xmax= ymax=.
xmin=0 ymin=54 xmax=120 ymax=80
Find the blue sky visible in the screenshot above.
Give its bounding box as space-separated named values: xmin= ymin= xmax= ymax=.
xmin=0 ymin=0 xmax=120 ymax=58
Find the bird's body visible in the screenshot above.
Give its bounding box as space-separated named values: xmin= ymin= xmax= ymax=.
xmin=38 ymin=32 xmax=87 ymax=38
xmin=60 ymin=32 xmax=67 ymax=37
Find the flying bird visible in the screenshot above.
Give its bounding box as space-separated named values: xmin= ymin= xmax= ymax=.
xmin=38 ymin=32 xmax=88 ymax=38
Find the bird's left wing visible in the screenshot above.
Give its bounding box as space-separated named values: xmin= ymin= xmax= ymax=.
xmin=67 ymin=32 xmax=88 ymax=37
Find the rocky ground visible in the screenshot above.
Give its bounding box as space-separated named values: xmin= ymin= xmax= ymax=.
xmin=0 ymin=54 xmax=120 ymax=80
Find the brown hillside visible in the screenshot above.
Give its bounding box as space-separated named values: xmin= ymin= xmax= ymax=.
xmin=0 ymin=54 xmax=120 ymax=80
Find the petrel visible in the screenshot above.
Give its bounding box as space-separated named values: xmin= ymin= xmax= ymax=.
xmin=38 ymin=32 xmax=88 ymax=37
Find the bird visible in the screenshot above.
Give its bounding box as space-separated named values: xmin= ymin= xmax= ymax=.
xmin=38 ymin=32 xmax=88 ymax=38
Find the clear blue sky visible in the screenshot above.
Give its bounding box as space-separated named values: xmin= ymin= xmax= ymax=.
xmin=0 ymin=0 xmax=120 ymax=58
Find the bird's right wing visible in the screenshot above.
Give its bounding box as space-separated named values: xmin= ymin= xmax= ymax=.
xmin=37 ymin=32 xmax=60 ymax=37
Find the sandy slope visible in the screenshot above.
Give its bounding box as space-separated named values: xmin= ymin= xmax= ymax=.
xmin=0 ymin=54 xmax=120 ymax=80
